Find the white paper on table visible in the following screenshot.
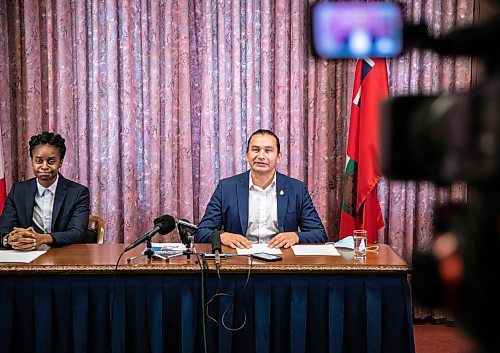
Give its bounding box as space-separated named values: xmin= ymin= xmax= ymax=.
xmin=151 ymin=242 xmax=187 ymax=250
xmin=0 ymin=250 xmax=47 ymax=263
xmin=236 ymin=243 xmax=282 ymax=255
xmin=291 ymin=244 xmax=341 ymax=256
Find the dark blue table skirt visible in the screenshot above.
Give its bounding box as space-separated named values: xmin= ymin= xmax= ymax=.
xmin=0 ymin=274 xmax=414 ymax=353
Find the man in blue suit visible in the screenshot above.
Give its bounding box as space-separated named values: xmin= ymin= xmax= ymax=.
xmin=196 ymin=129 xmax=327 ymax=249
xmin=0 ymin=132 xmax=89 ymax=250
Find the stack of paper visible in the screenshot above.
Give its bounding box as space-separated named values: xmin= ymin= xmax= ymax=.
xmin=0 ymin=250 xmax=47 ymax=263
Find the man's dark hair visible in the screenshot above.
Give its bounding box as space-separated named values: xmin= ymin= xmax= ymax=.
xmin=246 ymin=129 xmax=281 ymax=154
xmin=29 ymin=131 xmax=67 ymax=160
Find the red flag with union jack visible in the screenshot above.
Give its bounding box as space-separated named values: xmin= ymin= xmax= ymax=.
xmin=339 ymin=58 xmax=387 ymax=244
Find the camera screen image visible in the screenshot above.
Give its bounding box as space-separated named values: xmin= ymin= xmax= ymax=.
xmin=311 ymin=2 xmax=403 ymax=59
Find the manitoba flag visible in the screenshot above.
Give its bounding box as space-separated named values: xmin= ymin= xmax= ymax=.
xmin=0 ymin=125 xmax=6 ymax=215
xmin=339 ymin=58 xmax=388 ymax=244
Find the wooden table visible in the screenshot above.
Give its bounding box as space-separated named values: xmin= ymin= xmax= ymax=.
xmin=0 ymin=244 xmax=414 ymax=353
xmin=0 ymin=243 xmax=410 ymax=274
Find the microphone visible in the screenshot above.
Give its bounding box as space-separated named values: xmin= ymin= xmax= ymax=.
xmin=177 ymin=218 xmax=198 ymax=248
xmin=211 ymin=230 xmax=223 ymax=270
xmin=124 ymin=215 xmax=176 ymax=252
xmin=177 ymin=219 xmax=198 ymax=231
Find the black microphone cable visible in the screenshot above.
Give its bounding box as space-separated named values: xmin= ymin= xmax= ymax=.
xmin=111 ymin=215 xmax=176 ymax=337
xmin=108 ymin=248 xmax=127 ymax=335
xmin=195 ymin=250 xmax=209 ymax=353
xmin=204 ymin=253 xmax=253 ymax=331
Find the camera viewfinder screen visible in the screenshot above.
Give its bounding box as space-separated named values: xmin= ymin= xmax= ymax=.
xmin=311 ymin=2 xmax=403 ymax=59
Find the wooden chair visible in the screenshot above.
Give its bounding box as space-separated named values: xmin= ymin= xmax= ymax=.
xmin=87 ymin=214 xmax=105 ymax=244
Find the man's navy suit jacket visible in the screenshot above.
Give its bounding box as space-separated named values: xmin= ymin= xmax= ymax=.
xmin=196 ymin=171 xmax=327 ymax=243
xmin=0 ymin=174 xmax=90 ymax=246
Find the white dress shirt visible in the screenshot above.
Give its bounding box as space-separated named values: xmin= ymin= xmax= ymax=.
xmin=33 ymin=176 xmax=59 ymax=234
xmin=246 ymin=172 xmax=279 ymax=243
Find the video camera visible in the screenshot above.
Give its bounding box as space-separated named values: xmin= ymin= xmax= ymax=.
xmin=312 ymin=2 xmax=500 ymax=351
xmin=378 ymin=12 xmax=500 ymax=351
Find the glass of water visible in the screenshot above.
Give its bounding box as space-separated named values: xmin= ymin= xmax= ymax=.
xmin=353 ymin=230 xmax=367 ymax=260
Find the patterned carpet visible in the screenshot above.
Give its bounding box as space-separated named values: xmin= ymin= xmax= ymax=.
xmin=414 ymin=322 xmax=475 ymax=353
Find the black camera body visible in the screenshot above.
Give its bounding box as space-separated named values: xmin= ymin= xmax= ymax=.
xmin=379 ymin=14 xmax=500 ymax=353
xmin=380 ymin=77 xmax=500 ymax=185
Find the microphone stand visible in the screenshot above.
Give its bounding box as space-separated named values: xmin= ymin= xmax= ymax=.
xmin=178 ymin=227 xmax=196 ymax=260
xmin=144 ymin=237 xmax=155 ymax=260
xmin=127 ymin=235 xmax=168 ymax=263
xmin=183 ymin=235 xmax=194 ymax=259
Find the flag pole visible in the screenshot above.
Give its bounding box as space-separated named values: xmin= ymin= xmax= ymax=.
xmin=361 ymin=204 xmax=366 ymax=231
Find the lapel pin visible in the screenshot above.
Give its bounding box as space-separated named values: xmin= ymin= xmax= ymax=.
xmin=279 ymin=190 xmax=284 ymax=196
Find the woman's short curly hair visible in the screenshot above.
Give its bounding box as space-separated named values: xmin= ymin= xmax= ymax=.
xmin=29 ymin=131 xmax=67 ymax=160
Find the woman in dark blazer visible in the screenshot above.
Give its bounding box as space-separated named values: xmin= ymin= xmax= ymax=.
xmin=0 ymin=132 xmax=89 ymax=250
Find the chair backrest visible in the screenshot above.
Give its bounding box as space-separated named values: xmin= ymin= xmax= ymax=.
xmin=87 ymin=214 xmax=105 ymax=244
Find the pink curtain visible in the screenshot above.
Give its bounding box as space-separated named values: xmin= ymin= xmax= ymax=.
xmin=0 ymin=0 xmax=474 ymax=305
